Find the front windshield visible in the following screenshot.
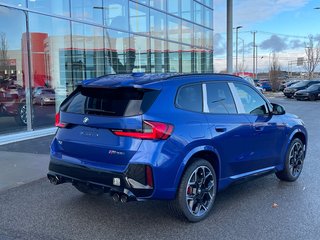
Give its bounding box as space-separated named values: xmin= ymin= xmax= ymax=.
xmin=291 ymin=81 xmax=308 ymax=87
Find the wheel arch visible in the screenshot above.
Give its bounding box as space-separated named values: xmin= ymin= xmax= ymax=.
xmin=173 ymin=146 xmax=221 ymax=196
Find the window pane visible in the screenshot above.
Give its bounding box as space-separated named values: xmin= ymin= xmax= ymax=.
xmin=181 ymin=45 xmax=192 ymax=73
xmin=130 ymin=35 xmax=150 ymax=73
xmin=181 ymin=21 xmax=193 ymax=45
xmin=234 ymin=83 xmax=268 ymax=115
xmin=71 ymin=0 xmax=103 ymax=24
xmin=28 ymin=13 xmax=71 ymax=129
xmin=0 ymin=7 xmax=28 ymax=134
xmin=194 ymin=25 xmax=204 ymax=48
xmin=204 ymin=28 xmax=213 ymax=49
xmin=107 ymin=30 xmax=132 ymax=74
xmin=150 ymin=0 xmax=166 ymax=11
xmin=168 ymin=42 xmax=180 ymax=73
xmin=205 ymin=50 xmax=213 ymax=73
xmin=150 ymin=38 xmax=166 ymax=73
xmin=134 ymin=0 xmax=149 ymax=5
xmin=150 ymin=9 xmax=166 ymax=39
xmin=103 ymin=0 xmax=129 ymax=31
xmin=176 ymin=84 xmax=202 ymax=112
xmin=205 ymin=82 xmax=237 ymax=114
xmin=194 ymin=2 xmax=203 ymax=25
xmin=28 ymin=0 xmax=70 ymax=17
xmin=72 ymin=23 xmax=106 ymax=84
xmin=130 ymin=2 xmax=149 ymax=35
xmin=181 ymin=0 xmax=192 ymax=21
xmin=168 ymin=16 xmax=180 ymax=42
xmin=204 ymin=6 xmax=213 ymax=28
xmin=168 ymin=0 xmax=179 ymax=16
xmin=0 ymin=0 xmax=25 ymax=7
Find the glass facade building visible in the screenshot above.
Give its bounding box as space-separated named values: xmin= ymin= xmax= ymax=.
xmin=0 ymin=0 xmax=213 ymax=139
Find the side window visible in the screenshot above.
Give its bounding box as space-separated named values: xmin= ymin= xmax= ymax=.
xmin=205 ymin=82 xmax=237 ymax=114
xmin=234 ymin=83 xmax=268 ymax=115
xmin=176 ymin=84 xmax=202 ymax=112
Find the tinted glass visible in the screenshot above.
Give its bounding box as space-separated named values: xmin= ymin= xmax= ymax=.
xmin=63 ymin=87 xmax=159 ymax=117
xmin=150 ymin=9 xmax=166 ymax=39
xmin=28 ymin=0 xmax=70 ymax=17
xmin=71 ymin=0 xmax=103 ymax=24
xmin=205 ymin=82 xmax=237 ymax=114
xmin=130 ymin=2 xmax=149 ymax=35
xmin=234 ymin=83 xmax=268 ymax=115
xmin=176 ymin=84 xmax=202 ymax=112
xmin=103 ymin=0 xmax=129 ymax=31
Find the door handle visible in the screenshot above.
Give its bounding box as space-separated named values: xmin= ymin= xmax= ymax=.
xmin=215 ymin=127 xmax=227 ymax=133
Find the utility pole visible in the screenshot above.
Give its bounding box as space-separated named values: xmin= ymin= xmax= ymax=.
xmin=226 ymin=0 xmax=233 ymax=74
xmin=252 ymin=31 xmax=257 ymax=78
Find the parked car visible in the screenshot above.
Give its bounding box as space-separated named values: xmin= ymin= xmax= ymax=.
xmin=284 ymin=80 xmax=320 ymax=98
xmin=294 ymin=83 xmax=320 ymax=101
xmin=279 ymin=79 xmax=301 ymax=92
xmin=259 ymin=80 xmax=272 ymax=91
xmin=0 ymin=83 xmax=27 ymax=125
xmin=48 ymin=73 xmax=307 ymax=222
xmin=33 ymin=88 xmax=55 ymax=106
xmin=240 ymin=76 xmax=264 ymax=93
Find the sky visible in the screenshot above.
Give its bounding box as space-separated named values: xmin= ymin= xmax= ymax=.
xmin=214 ymin=0 xmax=320 ymax=73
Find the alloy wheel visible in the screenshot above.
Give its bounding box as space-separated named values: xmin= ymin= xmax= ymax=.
xmin=185 ymin=166 xmax=215 ymax=217
xmin=288 ymin=141 xmax=304 ymax=177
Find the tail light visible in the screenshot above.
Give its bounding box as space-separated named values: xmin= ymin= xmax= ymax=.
xmin=112 ymin=120 xmax=174 ymax=140
xmin=55 ymin=112 xmax=67 ymax=128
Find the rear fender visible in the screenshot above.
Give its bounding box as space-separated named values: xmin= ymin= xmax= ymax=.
xmin=173 ymin=145 xmax=221 ymax=191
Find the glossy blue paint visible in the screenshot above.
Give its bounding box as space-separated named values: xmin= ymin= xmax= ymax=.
xmin=49 ymin=73 xmax=307 ymax=200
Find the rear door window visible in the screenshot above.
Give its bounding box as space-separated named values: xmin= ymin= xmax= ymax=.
xmin=175 ymin=84 xmax=203 ymax=112
xmin=204 ymin=82 xmax=237 ymax=114
xmin=61 ymin=87 xmax=159 ymax=117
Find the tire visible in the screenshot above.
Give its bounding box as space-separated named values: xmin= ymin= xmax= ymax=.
xmin=40 ymin=98 xmax=45 ymax=106
xmin=169 ymin=159 xmax=217 ymax=222
xmin=14 ymin=103 xmax=27 ymax=126
xmin=276 ymin=138 xmax=305 ymax=182
xmin=73 ymin=182 xmax=104 ymax=195
xmin=309 ymin=94 xmax=316 ymax=101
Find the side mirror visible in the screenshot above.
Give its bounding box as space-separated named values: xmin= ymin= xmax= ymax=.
xmin=271 ymin=103 xmax=285 ymax=115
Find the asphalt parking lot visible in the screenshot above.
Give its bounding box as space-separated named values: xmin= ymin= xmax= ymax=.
xmin=0 ymin=96 xmax=319 ymax=240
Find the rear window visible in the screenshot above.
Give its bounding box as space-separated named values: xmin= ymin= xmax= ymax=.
xmin=175 ymin=84 xmax=203 ymax=112
xmin=61 ymin=86 xmax=159 ymax=117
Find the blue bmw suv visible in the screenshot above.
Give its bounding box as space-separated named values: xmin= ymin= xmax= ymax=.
xmin=48 ymin=73 xmax=307 ymax=222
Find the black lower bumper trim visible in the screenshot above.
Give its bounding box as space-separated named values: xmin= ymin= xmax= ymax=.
xmin=48 ymin=159 xmax=153 ymax=198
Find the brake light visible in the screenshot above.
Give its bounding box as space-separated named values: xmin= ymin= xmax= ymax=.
xmin=55 ymin=112 xmax=67 ymax=128
xmin=112 ymin=121 xmax=174 ymax=140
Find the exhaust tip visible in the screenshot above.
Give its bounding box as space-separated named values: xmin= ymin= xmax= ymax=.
xmin=112 ymin=193 xmax=120 ymax=202
xmin=120 ymin=194 xmax=128 ymax=203
xmin=48 ymin=174 xmax=62 ymax=185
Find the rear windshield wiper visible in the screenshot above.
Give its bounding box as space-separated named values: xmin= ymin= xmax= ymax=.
xmin=85 ymin=108 xmax=116 ymax=114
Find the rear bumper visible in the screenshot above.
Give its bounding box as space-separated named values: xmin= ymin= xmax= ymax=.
xmin=48 ymin=157 xmax=154 ymax=199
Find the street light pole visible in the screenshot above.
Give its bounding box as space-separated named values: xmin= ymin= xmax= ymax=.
xmin=226 ymin=0 xmax=233 ymax=74
xmin=238 ymin=37 xmax=245 ymax=75
xmin=235 ymin=26 xmax=243 ymax=74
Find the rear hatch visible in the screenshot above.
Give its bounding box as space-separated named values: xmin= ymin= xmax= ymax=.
xmin=54 ymin=86 xmax=159 ymax=166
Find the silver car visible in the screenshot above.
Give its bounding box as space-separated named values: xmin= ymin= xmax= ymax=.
xmin=33 ymin=88 xmax=55 ymax=106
